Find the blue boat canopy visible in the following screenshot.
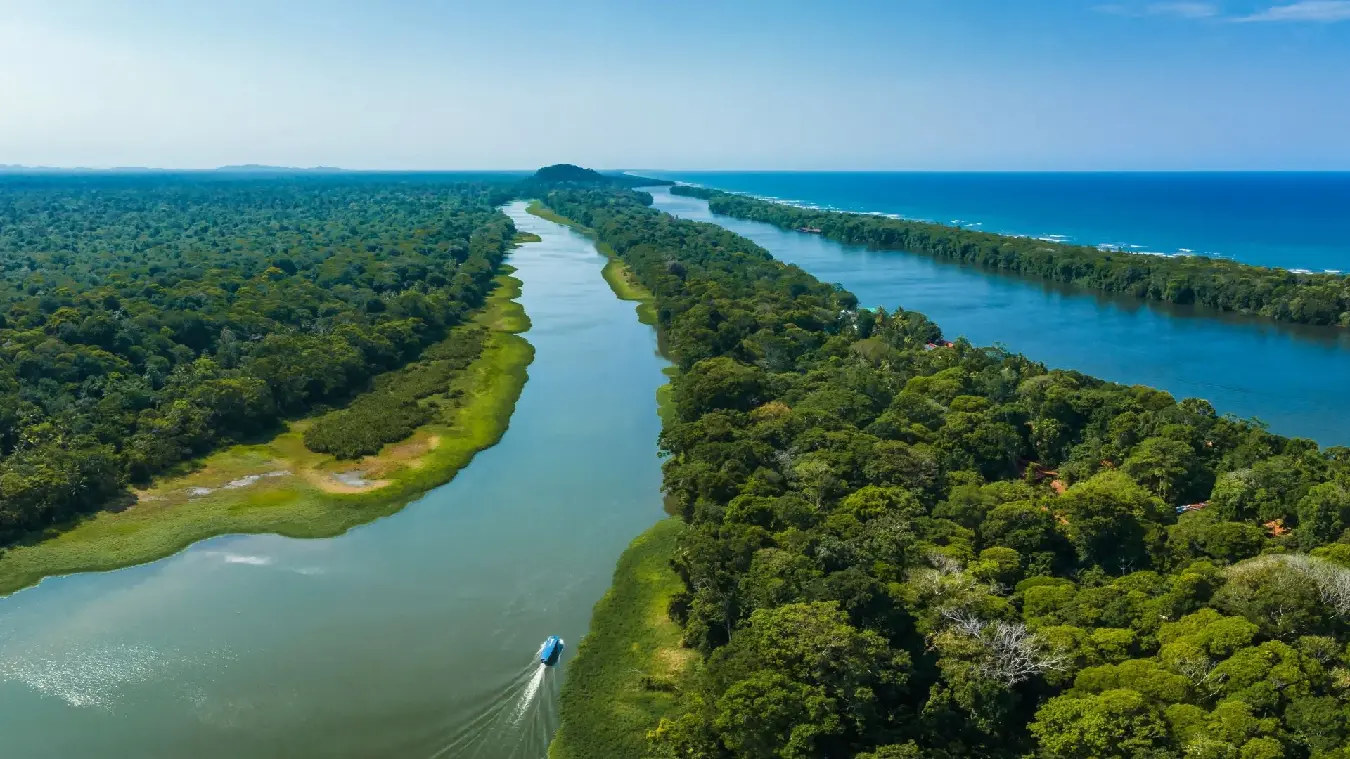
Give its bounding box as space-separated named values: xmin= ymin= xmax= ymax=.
xmin=540 ymin=635 xmax=564 ymax=666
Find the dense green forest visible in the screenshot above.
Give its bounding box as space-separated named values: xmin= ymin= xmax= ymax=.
xmin=672 ymin=185 xmax=1350 ymax=328
xmin=0 ymin=175 xmax=516 ymax=544
xmin=547 ymin=186 xmax=1350 ymax=759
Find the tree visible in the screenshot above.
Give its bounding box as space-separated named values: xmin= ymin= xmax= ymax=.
xmin=674 ymin=356 xmax=766 ymax=420
xmin=1219 ymin=555 xmax=1343 ymax=638
xmin=713 ymin=671 xmax=838 ymax=759
xmin=1208 ymin=458 xmax=1307 ymax=524
xmin=1165 ymin=700 xmax=1283 ymax=759
xmin=856 ymin=743 xmax=924 ymax=759
xmin=1209 ymin=641 xmax=1320 ymax=713
xmin=1058 ymin=471 xmax=1164 ymax=572
xmin=864 ymin=439 xmax=939 ymax=495
xmin=694 ymin=602 xmax=911 ymax=759
xmin=1122 ymin=436 xmax=1198 ymax=503
xmin=1167 ymin=510 xmax=1267 ymax=563
xmin=839 ymin=485 xmax=924 ymax=523
xmin=980 ymin=500 xmax=1066 ymax=561
xmin=1284 ymin=695 xmax=1350 ymax=754
xmin=1295 ymin=481 xmax=1350 ymax=548
xmin=1029 ymin=689 xmax=1170 ymax=759
xmin=939 ymin=610 xmax=1066 ymax=687
xmin=1073 ymin=659 xmax=1190 ymax=703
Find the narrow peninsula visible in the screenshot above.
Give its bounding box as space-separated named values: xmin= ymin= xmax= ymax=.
xmin=673 ymin=185 xmax=1350 ymax=328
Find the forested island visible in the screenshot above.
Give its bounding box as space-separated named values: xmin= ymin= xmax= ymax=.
xmin=543 ymin=185 xmax=1350 ymax=759
xmin=672 ymin=185 xmax=1350 ymax=328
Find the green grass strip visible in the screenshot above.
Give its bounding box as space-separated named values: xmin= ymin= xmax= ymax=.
xmin=526 ymin=200 xmax=582 ymax=229
xmin=550 ymin=518 xmax=689 ymax=759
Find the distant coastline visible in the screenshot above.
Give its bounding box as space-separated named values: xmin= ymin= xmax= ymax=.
xmin=671 ymin=182 xmax=1350 ymax=328
xmin=647 ymin=171 xmax=1350 ymax=273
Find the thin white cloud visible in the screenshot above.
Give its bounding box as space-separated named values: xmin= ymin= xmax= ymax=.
xmin=1235 ymin=0 xmax=1350 ymax=21
xmin=1147 ymin=2 xmax=1221 ymax=17
xmin=1093 ymin=2 xmax=1220 ymax=17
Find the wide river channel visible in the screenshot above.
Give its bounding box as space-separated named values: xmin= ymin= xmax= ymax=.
xmin=0 ymin=203 xmax=669 ymax=759
xmin=648 ymin=186 xmax=1350 ymax=446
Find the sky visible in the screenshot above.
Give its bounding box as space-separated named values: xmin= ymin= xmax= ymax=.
xmin=1 ymin=0 xmax=1348 ymax=170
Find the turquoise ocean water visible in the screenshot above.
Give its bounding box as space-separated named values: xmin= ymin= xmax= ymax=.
xmin=642 ymin=172 xmax=1350 ymax=273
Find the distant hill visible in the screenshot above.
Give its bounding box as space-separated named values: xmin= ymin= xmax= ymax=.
xmin=0 ymin=164 xmax=111 ymax=173
xmin=529 ymin=164 xmax=672 ymax=187
xmin=532 ymin=164 xmax=609 ymax=183
xmin=0 ymin=164 xmax=345 ymax=174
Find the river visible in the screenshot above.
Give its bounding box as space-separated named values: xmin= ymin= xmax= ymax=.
xmin=647 ymin=186 xmax=1350 ymax=446
xmin=0 ymin=202 xmax=668 ymax=759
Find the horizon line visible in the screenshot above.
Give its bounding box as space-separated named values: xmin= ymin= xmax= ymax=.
xmin=4 ymin=166 xmax=1350 ymax=175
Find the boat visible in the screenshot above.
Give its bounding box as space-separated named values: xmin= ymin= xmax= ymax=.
xmin=540 ymin=635 xmax=564 ymax=666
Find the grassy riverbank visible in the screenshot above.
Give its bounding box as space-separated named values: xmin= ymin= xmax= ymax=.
xmin=602 ymin=258 xmax=658 ymax=327
xmin=549 ymin=518 xmax=689 ymax=759
xmin=0 ymin=268 xmax=533 ymax=596
xmin=525 ymin=200 xmax=577 ymax=229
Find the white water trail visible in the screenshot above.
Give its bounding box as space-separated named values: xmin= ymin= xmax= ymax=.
xmin=510 ymin=664 xmax=547 ymax=726
xmin=429 ymin=652 xmax=559 ymax=759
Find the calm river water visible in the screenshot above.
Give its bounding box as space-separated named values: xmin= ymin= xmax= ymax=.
xmin=647 ymin=186 xmax=1350 ymax=446
xmin=0 ymin=202 xmax=668 ymax=758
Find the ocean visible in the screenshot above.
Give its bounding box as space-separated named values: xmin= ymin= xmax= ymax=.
xmin=640 ymin=172 xmax=1350 ymax=273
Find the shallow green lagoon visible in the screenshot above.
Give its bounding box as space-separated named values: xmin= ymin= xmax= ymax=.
xmin=0 ymin=202 xmax=669 ymax=759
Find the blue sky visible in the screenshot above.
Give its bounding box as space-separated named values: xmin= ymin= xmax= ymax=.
xmin=2 ymin=0 xmax=1347 ymax=170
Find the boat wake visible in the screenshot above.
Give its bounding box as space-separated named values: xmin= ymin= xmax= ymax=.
xmin=510 ymin=664 xmax=548 ymax=726
xmin=429 ymin=647 xmax=560 ymax=759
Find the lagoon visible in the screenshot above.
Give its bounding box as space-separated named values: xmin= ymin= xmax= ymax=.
xmin=648 ymin=186 xmax=1350 ymax=445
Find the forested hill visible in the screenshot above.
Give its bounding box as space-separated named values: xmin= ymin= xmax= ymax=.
xmin=545 ymin=186 xmax=1350 ymax=759
xmin=529 ymin=163 xmax=672 ymax=188
xmin=0 ymin=176 xmax=515 ymax=543
xmin=672 ymin=185 xmax=1350 ymax=328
